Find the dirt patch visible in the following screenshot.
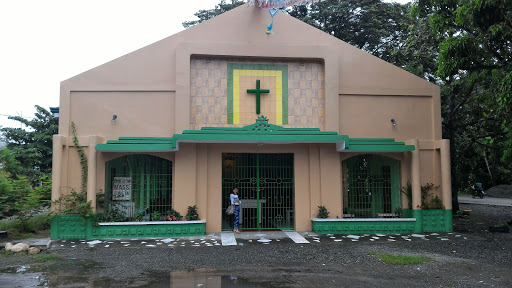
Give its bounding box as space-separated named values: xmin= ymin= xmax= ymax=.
xmin=454 ymin=203 xmax=512 ymax=238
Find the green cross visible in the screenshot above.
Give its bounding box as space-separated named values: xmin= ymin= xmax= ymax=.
xmin=247 ymin=80 xmax=269 ymax=114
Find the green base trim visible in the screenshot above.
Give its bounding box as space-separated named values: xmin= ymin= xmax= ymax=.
xmin=312 ymin=209 xmax=453 ymax=234
xmin=413 ymin=210 xmax=423 ymax=233
xmin=404 ymin=209 xmax=453 ymax=233
xmin=51 ymin=215 xmax=206 ymax=240
xmin=50 ymin=215 xmax=87 ymax=240
xmin=311 ymin=219 xmax=416 ymax=234
xmin=421 ymin=209 xmax=452 ymax=232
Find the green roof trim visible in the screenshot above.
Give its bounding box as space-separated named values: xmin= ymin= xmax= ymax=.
xmin=95 ymin=116 xmax=414 ymax=152
xmin=347 ymin=138 xmax=415 ymax=152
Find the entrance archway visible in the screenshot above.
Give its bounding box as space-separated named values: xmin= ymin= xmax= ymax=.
xmin=105 ymin=154 xmax=172 ymax=221
xmin=342 ymin=154 xmax=401 ymax=218
xmin=222 ymin=153 xmax=294 ymax=230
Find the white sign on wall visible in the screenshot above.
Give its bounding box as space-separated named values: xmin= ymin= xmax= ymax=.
xmin=112 ymin=177 xmax=131 ymax=201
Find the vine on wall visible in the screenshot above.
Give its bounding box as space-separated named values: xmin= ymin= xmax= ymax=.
xmin=71 ymin=122 xmax=88 ymax=194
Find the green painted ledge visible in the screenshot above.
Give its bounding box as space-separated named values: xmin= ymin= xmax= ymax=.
xmin=403 ymin=209 xmax=453 ymax=232
xmin=311 ymin=218 xmax=416 ymax=234
xmin=313 ymin=209 xmax=453 ymax=235
xmin=51 ymin=215 xmax=206 ymax=240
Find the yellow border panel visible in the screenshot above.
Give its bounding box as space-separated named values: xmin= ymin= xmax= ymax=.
xmin=233 ymin=70 xmax=240 ymax=124
xmin=235 ymin=69 xmax=283 ymax=124
xmin=276 ymin=72 xmax=283 ymax=124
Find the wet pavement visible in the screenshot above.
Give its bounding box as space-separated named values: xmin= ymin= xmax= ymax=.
xmin=0 ymin=262 xmax=291 ymax=287
xmin=0 ymin=231 xmax=500 ymax=288
xmin=458 ymin=195 xmax=512 ymax=206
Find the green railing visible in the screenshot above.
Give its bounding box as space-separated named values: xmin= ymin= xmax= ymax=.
xmin=105 ymin=155 xmax=172 ymax=221
xmin=51 ymin=215 xmax=206 ymax=240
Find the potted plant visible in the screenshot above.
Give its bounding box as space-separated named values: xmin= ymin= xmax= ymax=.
xmin=166 ymin=209 xmax=182 ymax=221
xmin=186 ymin=205 xmax=200 ymax=221
xmin=151 ymin=211 xmax=161 ymax=221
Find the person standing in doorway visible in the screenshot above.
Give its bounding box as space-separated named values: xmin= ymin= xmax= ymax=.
xmin=230 ymin=187 xmax=241 ymax=233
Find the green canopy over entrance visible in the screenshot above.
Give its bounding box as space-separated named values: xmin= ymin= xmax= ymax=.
xmin=95 ymin=116 xmax=414 ymax=152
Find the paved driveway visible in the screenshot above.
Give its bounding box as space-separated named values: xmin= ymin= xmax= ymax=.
xmin=458 ymin=195 xmax=512 ymax=206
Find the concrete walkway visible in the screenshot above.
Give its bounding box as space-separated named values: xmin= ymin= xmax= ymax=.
xmin=0 ymin=237 xmax=51 ymax=249
xmin=458 ymin=195 xmax=512 ymax=207
xmin=45 ymin=231 xmax=472 ymax=250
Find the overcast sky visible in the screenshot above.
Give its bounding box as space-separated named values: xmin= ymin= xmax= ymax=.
xmin=0 ymin=0 xmax=410 ymax=129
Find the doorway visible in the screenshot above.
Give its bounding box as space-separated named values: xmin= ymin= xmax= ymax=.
xmin=222 ymin=153 xmax=294 ymax=230
xmin=342 ymin=154 xmax=401 ymax=218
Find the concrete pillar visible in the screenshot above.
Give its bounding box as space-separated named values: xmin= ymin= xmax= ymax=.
xmin=411 ymin=139 xmax=421 ymax=210
xmin=51 ymin=135 xmax=64 ymax=211
xmin=196 ymin=144 xmax=208 ymax=220
xmin=174 ymin=143 xmax=197 ymax=216
xmin=410 ymin=139 xmax=422 ymax=232
xmin=319 ymin=145 xmax=342 ymax=218
xmin=439 ymin=139 xmax=452 ymax=210
xmin=87 ymin=136 xmax=98 ymax=212
xmin=308 ymin=144 xmax=321 ymax=217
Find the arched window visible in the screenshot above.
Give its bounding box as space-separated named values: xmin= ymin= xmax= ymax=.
xmin=104 ymin=155 xmax=172 ymax=221
xmin=342 ymin=154 xmax=401 ymax=218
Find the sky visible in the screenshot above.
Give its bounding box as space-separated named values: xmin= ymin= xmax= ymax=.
xmin=0 ymin=0 xmax=410 ymax=129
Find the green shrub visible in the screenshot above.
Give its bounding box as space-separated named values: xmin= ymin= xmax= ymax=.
xmin=152 ymin=211 xmax=161 ymax=221
xmin=401 ymin=181 xmax=412 ymax=209
xmin=96 ymin=205 xmax=127 ymax=222
xmin=317 ymin=206 xmax=329 ymax=218
xmin=0 ymin=212 xmax=51 ymax=240
xmin=186 ymin=205 xmax=200 ymax=221
xmin=51 ymin=189 xmax=94 ymax=220
xmin=402 ymin=181 xmax=444 ymax=210
xmin=166 ymin=209 xmax=182 ymax=221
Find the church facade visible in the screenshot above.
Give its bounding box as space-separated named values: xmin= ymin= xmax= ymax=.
xmin=51 ymin=6 xmax=452 ymax=238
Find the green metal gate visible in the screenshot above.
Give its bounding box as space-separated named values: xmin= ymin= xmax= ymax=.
xmin=222 ymin=153 xmax=294 ymax=230
xmin=105 ymin=154 xmax=173 ymax=221
xmin=342 ymin=154 xmax=401 ymax=218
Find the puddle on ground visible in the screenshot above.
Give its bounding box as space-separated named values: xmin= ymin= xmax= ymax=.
xmin=0 ymin=261 xmax=294 ymax=287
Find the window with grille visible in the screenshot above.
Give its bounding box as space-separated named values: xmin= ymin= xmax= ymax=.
xmin=342 ymin=154 xmax=401 ymax=218
xmin=104 ymin=155 xmax=172 ymax=221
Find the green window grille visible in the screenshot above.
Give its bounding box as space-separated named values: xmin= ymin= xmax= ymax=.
xmin=105 ymin=155 xmax=172 ymax=221
xmin=342 ymin=154 xmax=401 ymax=218
xmin=222 ymin=153 xmax=294 ymax=230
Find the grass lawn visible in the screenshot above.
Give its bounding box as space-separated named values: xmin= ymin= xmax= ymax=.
xmin=0 ymin=213 xmax=51 ymax=241
xmin=368 ymin=251 xmax=432 ymax=265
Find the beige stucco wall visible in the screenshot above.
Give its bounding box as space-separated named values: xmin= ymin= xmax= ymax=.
xmin=339 ymin=95 xmax=434 ymax=140
xmin=52 ymin=5 xmax=451 ymax=231
xmin=69 ymin=91 xmax=175 ymax=139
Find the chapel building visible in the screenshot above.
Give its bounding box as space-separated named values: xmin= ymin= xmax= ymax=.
xmin=51 ymin=5 xmax=452 ymax=238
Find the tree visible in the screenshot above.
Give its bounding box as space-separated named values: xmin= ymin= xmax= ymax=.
xmin=0 ymin=105 xmax=58 ymax=177
xmin=411 ymin=0 xmax=512 ymax=210
xmin=289 ymin=0 xmax=413 ymax=66
xmin=182 ymin=0 xmax=245 ymax=28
